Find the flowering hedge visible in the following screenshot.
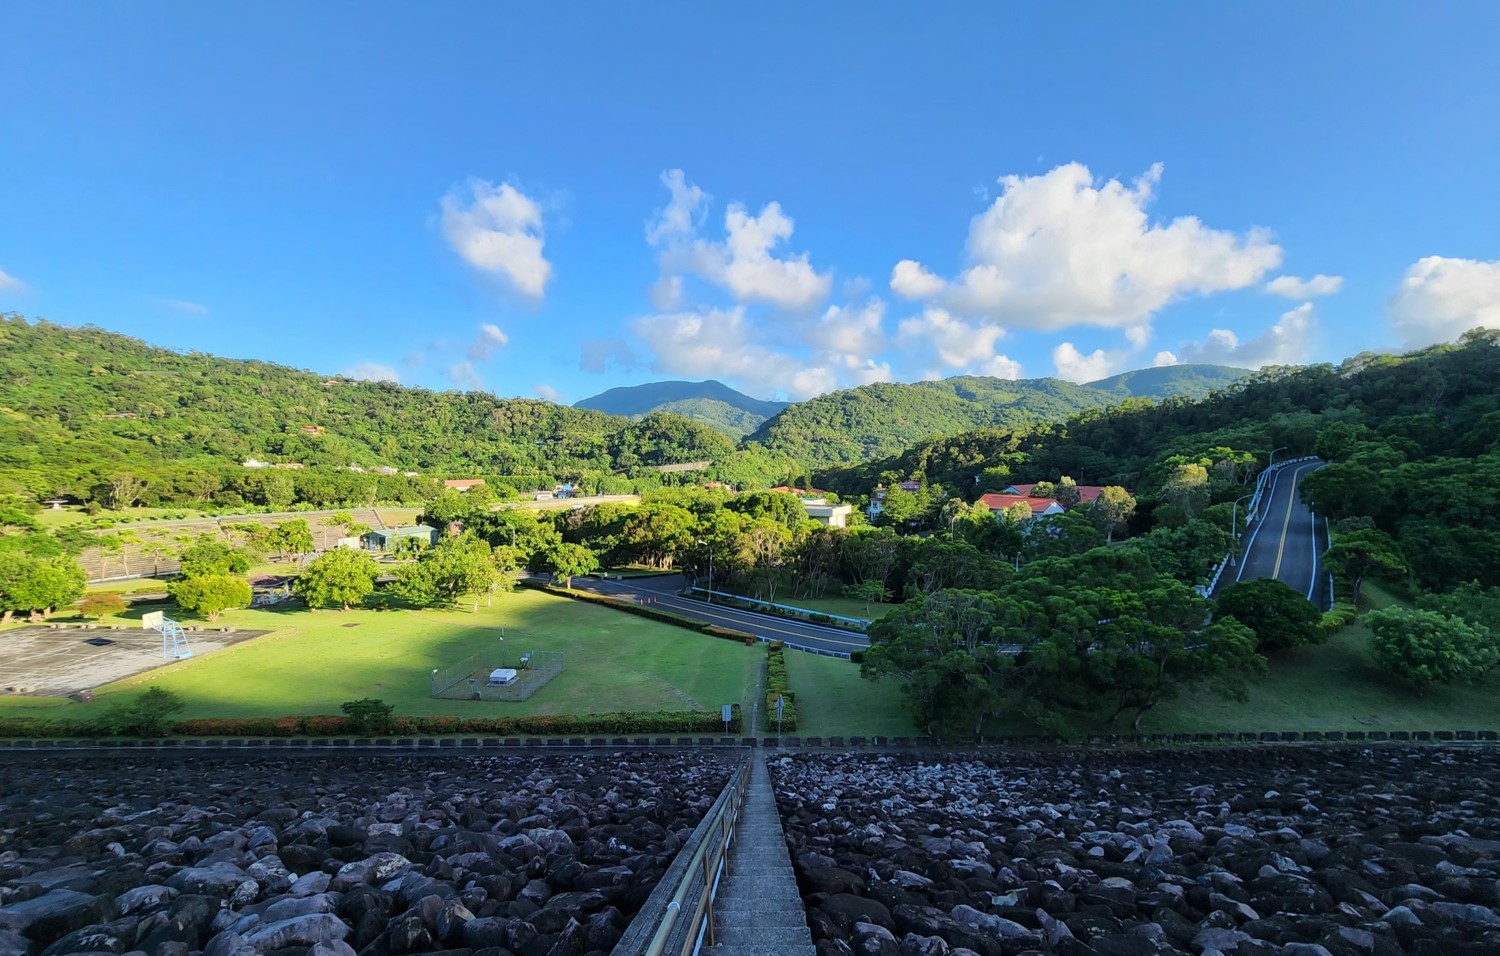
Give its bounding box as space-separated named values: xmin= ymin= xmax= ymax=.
xmin=764 ymin=641 xmax=798 ymax=733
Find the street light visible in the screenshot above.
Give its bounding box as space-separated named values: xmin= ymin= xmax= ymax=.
xmin=1232 ymin=492 xmax=1254 ymax=541
xmin=697 ymin=538 xmax=713 ymax=603
xmin=1267 ymin=446 xmax=1287 ymax=469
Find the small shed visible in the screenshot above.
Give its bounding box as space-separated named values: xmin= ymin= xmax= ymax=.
xmin=361 ymin=525 xmax=440 ymax=551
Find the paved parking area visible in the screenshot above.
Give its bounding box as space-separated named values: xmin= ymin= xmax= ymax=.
xmin=0 ymin=625 xmax=270 ymax=698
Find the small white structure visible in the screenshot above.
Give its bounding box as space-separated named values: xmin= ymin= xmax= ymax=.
xmin=487 ymin=668 xmax=519 ymax=686
xmin=803 ymin=502 xmax=854 ymax=528
xmin=242 ymin=458 xmax=270 ymax=469
xmin=334 ymin=536 xmax=362 ymax=550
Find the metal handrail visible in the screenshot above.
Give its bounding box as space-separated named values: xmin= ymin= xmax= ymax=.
xmin=636 ymin=758 xmax=751 ymax=956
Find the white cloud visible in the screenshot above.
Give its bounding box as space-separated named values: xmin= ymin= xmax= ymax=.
xmin=692 ymin=202 xmax=832 ymax=309
xmin=1152 ymin=350 xmax=1179 ymax=367
xmin=446 ymin=361 xmax=485 ymax=391
xmin=534 ymin=383 xmax=563 ymax=403
xmin=343 ymin=362 xmax=401 ymax=383
xmin=897 ymin=308 xmax=1013 ymax=372
xmin=579 ymin=337 xmax=638 ymax=374
xmin=645 ymin=169 xmax=708 ymax=245
xmin=1177 ymin=302 xmax=1318 ymax=368
xmin=1052 ymin=342 xmax=1130 ymax=382
xmin=467 ymin=323 xmax=509 ymax=361
xmin=649 ymin=274 xmax=683 ymax=311
xmin=648 ymin=170 xmax=832 ymax=310
xmin=1266 ymin=273 xmax=1343 ymax=298
xmin=0 ymin=268 xmax=27 ymax=293
xmin=1388 ymin=256 xmax=1500 ymax=349
xmin=979 ymin=354 xmax=1024 ymax=380
xmin=153 ymin=298 xmax=208 ymax=316
xmin=890 ymin=259 xmax=944 ymax=298
xmin=441 ymin=179 xmax=551 ymax=299
xmin=894 ymin=162 xmax=1282 ymax=330
xmin=632 ymin=307 xmax=853 ymax=400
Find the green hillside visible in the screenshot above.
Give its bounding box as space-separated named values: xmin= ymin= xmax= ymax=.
xmin=751 ymin=367 xmax=1246 ymax=465
xmin=575 ymin=378 xmax=786 ymax=424
xmin=0 ymin=315 xmax=739 ymax=502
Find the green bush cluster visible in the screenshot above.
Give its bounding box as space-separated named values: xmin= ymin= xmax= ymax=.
xmin=1320 ymin=602 xmax=1359 ymax=633
xmin=765 ymin=641 xmax=798 ymax=733
xmin=0 ymin=707 xmax=742 ymax=739
xmin=523 ymin=581 xmax=756 ymax=644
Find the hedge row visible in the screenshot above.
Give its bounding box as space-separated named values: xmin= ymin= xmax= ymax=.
xmin=522 ymin=581 xmax=757 ymax=645
xmin=0 ymin=708 xmax=743 ymax=739
xmin=765 ymin=641 xmax=798 ymax=733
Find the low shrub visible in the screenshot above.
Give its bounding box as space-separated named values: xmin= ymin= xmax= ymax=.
xmin=765 ymin=643 xmax=798 ymax=733
xmin=1320 ymin=602 xmax=1359 ymax=633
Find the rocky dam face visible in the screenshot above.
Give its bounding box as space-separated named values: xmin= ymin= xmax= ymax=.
xmin=1 ymin=745 xmax=1498 ymax=956
xmin=770 ymin=746 xmax=1500 ymax=955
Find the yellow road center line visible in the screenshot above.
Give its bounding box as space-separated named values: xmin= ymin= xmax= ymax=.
xmin=1271 ymin=464 xmax=1304 ymax=579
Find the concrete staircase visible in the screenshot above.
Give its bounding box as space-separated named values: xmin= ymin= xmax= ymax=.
xmin=703 ymin=752 xmax=816 ymax=955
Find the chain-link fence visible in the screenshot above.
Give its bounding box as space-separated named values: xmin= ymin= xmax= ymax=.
xmin=429 ymin=651 xmax=564 ymax=702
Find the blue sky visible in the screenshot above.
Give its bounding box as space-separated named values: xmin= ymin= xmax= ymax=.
xmin=3 ymin=2 xmax=1498 ymax=402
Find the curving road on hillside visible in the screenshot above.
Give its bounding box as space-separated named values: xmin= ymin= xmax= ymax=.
xmin=1225 ymin=459 xmax=1332 ymax=608
xmin=529 ymin=573 xmax=869 ymax=657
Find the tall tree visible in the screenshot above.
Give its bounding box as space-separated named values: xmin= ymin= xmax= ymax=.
xmin=543 ymin=543 xmax=599 ymax=588
xmin=1214 ymin=578 xmax=1323 ymax=652
xmin=1366 ymin=607 xmax=1498 ymax=695
xmin=1091 ymin=486 xmax=1136 ymax=544
xmin=295 ymin=548 xmax=379 ymax=611
xmin=1323 ymin=529 xmax=1410 ymax=604
xmin=169 ymin=573 xmax=251 ymax=622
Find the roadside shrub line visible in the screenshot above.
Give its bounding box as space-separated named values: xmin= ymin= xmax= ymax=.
xmin=764 ymin=641 xmax=798 ymax=733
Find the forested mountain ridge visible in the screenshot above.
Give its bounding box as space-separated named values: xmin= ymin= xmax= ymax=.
xmin=751 ymin=365 xmax=1247 ymax=465
xmin=820 ymin=330 xmax=1500 ymax=591
xmin=570 ymin=378 xmax=786 ymax=423
xmin=0 ymin=315 xmax=743 ymax=501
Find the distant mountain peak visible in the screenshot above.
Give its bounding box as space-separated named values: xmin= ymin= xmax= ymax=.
xmin=574 ymin=380 xmax=788 ymax=437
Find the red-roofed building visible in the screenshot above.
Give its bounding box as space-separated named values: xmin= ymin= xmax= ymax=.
xmin=979 ymin=493 xmax=1065 ymax=519
xmin=767 ymin=485 xmax=826 ymax=497
xmin=1003 ymin=483 xmax=1109 ymax=503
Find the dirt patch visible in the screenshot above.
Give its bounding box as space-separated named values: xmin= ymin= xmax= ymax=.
xmin=0 ymin=624 xmax=271 ymax=698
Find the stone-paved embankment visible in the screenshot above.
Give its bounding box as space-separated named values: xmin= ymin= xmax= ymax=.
xmin=771 ymin=747 xmax=1500 ymax=955
xmin=0 ymin=752 xmax=730 ymax=956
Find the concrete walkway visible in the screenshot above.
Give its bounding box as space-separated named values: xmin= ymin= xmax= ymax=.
xmin=704 ymin=752 xmax=816 ymax=955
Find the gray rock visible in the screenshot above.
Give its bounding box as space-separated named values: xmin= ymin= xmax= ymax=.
xmin=261 ymin=893 xmax=337 ymax=922
xmin=1430 ymin=901 xmax=1500 ymax=926
xmin=113 ymin=886 xmax=177 ymax=916
xmin=241 ymin=913 xmax=349 ymax=952
xmin=163 ymin=864 xmax=254 ymax=901
xmin=948 ymin=904 xmax=1036 ymax=941
xmin=0 ymin=889 xmax=115 ymax=942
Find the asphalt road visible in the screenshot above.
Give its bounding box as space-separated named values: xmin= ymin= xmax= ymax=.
xmin=1229 ymin=459 xmax=1331 ymax=608
xmin=538 ymin=573 xmax=869 ymax=657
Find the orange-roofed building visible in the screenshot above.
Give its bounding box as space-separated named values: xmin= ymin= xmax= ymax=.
xmin=979 ymin=493 xmax=1065 ymax=519
xmin=444 ymin=478 xmax=487 ymax=492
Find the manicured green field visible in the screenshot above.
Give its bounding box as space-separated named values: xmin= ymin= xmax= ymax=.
xmin=777 ymin=594 xmax=893 ymax=622
xmin=2 ymin=589 xmax=758 ymax=722
xmin=782 ymin=650 xmax=914 ymax=736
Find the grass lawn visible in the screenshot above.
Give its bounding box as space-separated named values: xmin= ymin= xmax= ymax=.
xmin=778 ymin=594 xmax=893 ymax=622
xmin=1 ymin=589 xmax=759 ymax=723
xmin=782 ymin=650 xmax=914 ymax=736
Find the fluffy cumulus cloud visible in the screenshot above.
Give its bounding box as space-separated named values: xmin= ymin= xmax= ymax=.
xmin=1177 ymin=302 xmax=1319 ymax=369
xmin=0 ymin=268 xmax=26 ymax=292
xmin=441 ymin=179 xmax=551 ymax=299
xmin=897 ymin=308 xmax=1015 ymax=375
xmin=645 ymin=169 xmax=708 ymax=245
xmin=467 ymin=323 xmax=509 ymax=361
xmin=1152 ymin=351 xmax=1179 ymax=367
xmin=892 ymin=162 xmax=1282 ymax=330
xmin=802 ymin=300 xmax=893 ymax=387
xmin=631 ymin=306 xmax=862 ymax=400
xmin=343 ymin=362 xmax=401 ymax=383
xmin=648 ymin=169 xmax=832 ymax=311
xmin=534 ymin=383 xmax=563 ymax=403
xmin=1052 ymin=342 xmax=1131 ymax=382
xmin=1388 ymin=256 xmax=1500 ymax=349
xmin=1265 ymin=273 xmax=1343 ymax=298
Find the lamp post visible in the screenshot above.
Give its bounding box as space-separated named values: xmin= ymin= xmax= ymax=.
xmin=698 ymin=538 xmax=713 ymax=603
xmin=1232 ymin=492 xmax=1254 ymax=542
xmin=1268 ymin=446 xmax=1287 ymax=470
